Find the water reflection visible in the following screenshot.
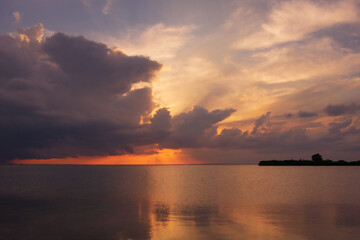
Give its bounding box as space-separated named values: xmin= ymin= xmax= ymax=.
xmin=0 ymin=165 xmax=360 ymax=239
xmin=153 ymin=202 xmax=170 ymax=224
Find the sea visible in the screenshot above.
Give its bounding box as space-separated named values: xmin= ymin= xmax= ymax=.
xmin=0 ymin=165 xmax=359 ymax=240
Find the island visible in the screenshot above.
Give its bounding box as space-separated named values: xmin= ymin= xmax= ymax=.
xmin=259 ymin=153 xmax=360 ymax=166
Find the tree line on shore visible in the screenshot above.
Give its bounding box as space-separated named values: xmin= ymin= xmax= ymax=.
xmin=259 ymin=154 xmax=360 ymax=166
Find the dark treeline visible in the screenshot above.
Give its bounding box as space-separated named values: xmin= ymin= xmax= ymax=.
xmin=259 ymin=154 xmax=360 ymax=166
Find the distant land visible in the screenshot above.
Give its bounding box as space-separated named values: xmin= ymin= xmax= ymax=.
xmin=259 ymin=153 xmax=360 ymax=166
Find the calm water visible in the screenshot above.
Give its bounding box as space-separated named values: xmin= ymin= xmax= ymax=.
xmin=0 ymin=165 xmax=359 ymax=240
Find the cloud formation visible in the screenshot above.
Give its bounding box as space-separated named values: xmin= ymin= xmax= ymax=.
xmin=298 ymin=111 xmax=318 ymax=118
xmin=234 ymin=0 xmax=358 ymax=49
xmin=2 ymin=18 xmax=360 ymax=163
xmin=0 ymin=24 xmax=162 ymax=161
xmin=324 ymin=103 xmax=360 ymax=116
xmin=157 ymin=108 xmax=360 ymax=161
xmin=0 ymin=24 xmax=241 ymax=162
xmin=163 ymin=106 xmax=236 ymax=148
xmin=12 ymin=11 xmax=21 ymax=24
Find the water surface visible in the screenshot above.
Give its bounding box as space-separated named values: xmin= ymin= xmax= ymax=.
xmin=0 ymin=165 xmax=359 ymax=239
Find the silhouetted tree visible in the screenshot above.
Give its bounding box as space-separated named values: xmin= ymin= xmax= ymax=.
xmin=312 ymin=153 xmax=323 ymax=162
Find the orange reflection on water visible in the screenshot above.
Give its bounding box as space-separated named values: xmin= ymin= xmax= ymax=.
xmin=1 ymin=165 xmax=359 ymax=239
xmin=11 ymin=148 xmax=199 ymax=165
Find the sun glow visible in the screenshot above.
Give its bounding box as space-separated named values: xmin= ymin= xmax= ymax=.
xmin=11 ymin=149 xmax=198 ymax=165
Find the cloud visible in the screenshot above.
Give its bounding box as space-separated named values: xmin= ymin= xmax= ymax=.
xmin=102 ymin=0 xmax=113 ymax=15
xmin=42 ymin=32 xmax=160 ymax=95
xmin=114 ymin=23 xmax=196 ymax=61
xmin=328 ymin=118 xmax=353 ymax=135
xmin=324 ymin=103 xmax=360 ymax=116
xmin=298 ymin=111 xmax=318 ymax=118
xmin=147 ymin=108 xmax=317 ymax=156
xmin=92 ymin=23 xmax=199 ymax=114
xmin=154 ymin=109 xmax=313 ymax=155
xmin=150 ymin=108 xmax=172 ymax=131
xmin=161 ymin=106 xmax=236 ymax=148
xmin=3 ymin=16 xmax=360 ymax=163
xmin=239 ymin=35 xmax=360 ymax=121
xmin=0 ymin=24 xmax=162 ymax=162
xmin=215 ymin=113 xmax=310 ymax=150
xmin=161 ymin=109 xmax=360 ymax=160
xmin=12 ymin=11 xmax=21 ymax=24
xmin=15 ymin=23 xmax=44 ymax=43
xmin=252 ymin=112 xmax=271 ymax=134
xmin=248 ymin=37 xmax=360 ymax=85
xmin=234 ymin=0 xmax=359 ymax=50
xmin=0 ymin=25 xmax=240 ymax=162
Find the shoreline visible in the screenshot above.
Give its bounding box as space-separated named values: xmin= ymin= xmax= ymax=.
xmin=259 ymin=160 xmax=360 ymax=166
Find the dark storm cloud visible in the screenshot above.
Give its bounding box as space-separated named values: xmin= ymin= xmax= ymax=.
xmin=324 ymin=103 xmax=360 ymax=116
xmin=0 ymin=25 xmax=163 ymax=162
xmin=160 ymin=106 xmax=236 ymax=148
xmin=1 ymin=24 xmax=244 ymax=162
xmin=149 ymin=108 xmax=172 ymax=140
xmin=297 ymin=111 xmax=318 ymax=118
xmin=42 ymin=33 xmax=160 ymax=94
xmin=0 ymin=35 xmax=32 ymax=79
xmin=251 ymin=112 xmax=270 ymax=134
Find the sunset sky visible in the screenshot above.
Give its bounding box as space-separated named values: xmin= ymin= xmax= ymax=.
xmin=1 ymin=0 xmax=360 ymax=164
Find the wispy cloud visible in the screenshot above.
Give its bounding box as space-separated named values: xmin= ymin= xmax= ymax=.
xmin=12 ymin=11 xmax=21 ymax=24
xmin=116 ymin=23 xmax=196 ymax=61
xmin=102 ymin=0 xmax=113 ymax=15
xmin=233 ymin=0 xmax=359 ymax=50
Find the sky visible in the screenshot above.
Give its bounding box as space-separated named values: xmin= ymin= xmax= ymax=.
xmin=1 ymin=0 xmax=360 ymax=164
